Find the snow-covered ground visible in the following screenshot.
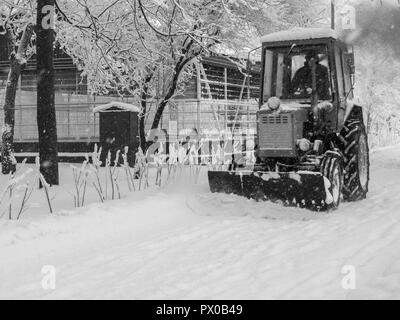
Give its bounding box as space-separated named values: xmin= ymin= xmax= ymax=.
xmin=1 ymin=145 xmax=400 ymax=299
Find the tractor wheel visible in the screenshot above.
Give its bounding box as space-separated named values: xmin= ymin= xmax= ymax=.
xmin=320 ymin=152 xmax=344 ymax=209
xmin=339 ymin=121 xmax=370 ymax=201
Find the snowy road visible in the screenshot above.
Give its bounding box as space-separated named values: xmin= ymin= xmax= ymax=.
xmin=1 ymin=146 xmax=400 ymax=299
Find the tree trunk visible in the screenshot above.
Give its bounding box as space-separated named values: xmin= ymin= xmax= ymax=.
xmin=37 ymin=0 xmax=59 ymax=185
xmin=151 ymin=58 xmax=193 ymax=131
xmin=139 ymin=74 xmax=153 ymax=152
xmin=139 ymin=92 xmax=147 ymax=152
xmin=1 ymin=23 xmax=34 ymax=174
xmin=149 ymin=34 xmax=199 ymax=131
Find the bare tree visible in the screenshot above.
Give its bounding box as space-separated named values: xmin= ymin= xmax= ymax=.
xmin=0 ymin=1 xmax=35 ymax=174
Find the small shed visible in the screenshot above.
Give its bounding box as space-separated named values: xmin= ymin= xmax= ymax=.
xmin=93 ymin=101 xmax=140 ymax=167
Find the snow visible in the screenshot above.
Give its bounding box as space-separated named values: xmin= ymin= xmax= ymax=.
xmin=262 ymin=101 xmax=325 ymax=112
xmin=261 ymin=27 xmax=338 ymax=43
xmin=15 ymin=53 xmax=27 ymax=66
xmin=1 ymin=145 xmax=400 ymax=299
xmin=260 ymin=172 xmax=281 ymax=181
xmin=288 ymin=172 xmax=301 ymax=184
xmin=93 ymin=101 xmax=141 ymax=113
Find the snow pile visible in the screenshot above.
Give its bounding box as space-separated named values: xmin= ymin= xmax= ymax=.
xmin=93 ymin=101 xmax=141 ymax=113
xmin=261 ymin=27 xmax=338 ymax=43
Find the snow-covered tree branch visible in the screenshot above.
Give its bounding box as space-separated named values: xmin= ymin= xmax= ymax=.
xmin=55 ymin=0 xmax=322 ymax=149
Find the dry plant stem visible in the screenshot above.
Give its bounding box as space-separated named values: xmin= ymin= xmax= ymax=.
xmin=92 ymin=182 xmax=104 ymax=202
xmin=105 ymin=163 xmax=109 ymax=200
xmin=129 ymin=168 xmax=136 ymax=191
xmin=155 ymin=166 xmax=161 ymax=186
xmin=167 ymin=164 xmax=172 ymax=180
xmin=145 ymin=165 xmax=150 ymax=188
xmin=72 ymin=168 xmax=80 ymax=207
xmin=40 ymin=174 xmax=53 ymax=214
xmin=81 ymin=173 xmax=88 ymax=206
xmin=9 ymin=185 xmax=12 ymax=220
xmin=165 ymin=164 xmax=174 ymax=185
xmin=109 ymin=166 xmax=115 ymax=200
xmin=195 ymin=165 xmax=202 ymax=184
xmin=113 ymin=166 xmax=121 ymax=196
xmin=90 ymin=165 xmax=105 ymax=201
xmin=96 ymin=173 xmax=105 ymax=200
xmin=16 ymin=183 xmax=29 ymax=220
xmin=111 ymin=151 xmax=121 ymax=198
xmin=114 ymin=177 xmax=121 ymax=199
xmin=125 ymin=167 xmax=132 ymax=192
xmin=17 ymin=173 xmax=38 ymax=220
xmin=138 ymin=168 xmax=143 ymax=191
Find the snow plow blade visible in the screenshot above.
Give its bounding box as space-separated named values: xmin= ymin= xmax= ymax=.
xmin=208 ymin=171 xmax=331 ymax=211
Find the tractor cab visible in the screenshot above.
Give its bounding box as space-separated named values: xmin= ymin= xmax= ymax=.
xmin=257 ymin=28 xmax=355 ymax=159
xmin=260 ymin=28 xmax=354 ymax=108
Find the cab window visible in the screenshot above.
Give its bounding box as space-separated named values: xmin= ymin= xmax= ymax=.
xmin=263 ymin=45 xmax=332 ymax=102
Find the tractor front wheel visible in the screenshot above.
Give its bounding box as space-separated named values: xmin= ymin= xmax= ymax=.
xmin=321 ymin=152 xmax=344 ymax=209
xmin=339 ymin=121 xmax=370 ymax=201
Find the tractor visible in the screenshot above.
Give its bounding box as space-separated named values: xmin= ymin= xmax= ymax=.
xmin=208 ymin=28 xmax=370 ymax=211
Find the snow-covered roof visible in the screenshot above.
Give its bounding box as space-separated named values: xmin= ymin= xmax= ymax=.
xmin=93 ymin=101 xmax=140 ymax=113
xmin=261 ymin=28 xmax=338 ymax=43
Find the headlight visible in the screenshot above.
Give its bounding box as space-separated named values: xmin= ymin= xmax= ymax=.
xmin=316 ymin=101 xmax=333 ymax=112
xmin=267 ymin=97 xmax=281 ymax=111
xmin=297 ymin=138 xmax=311 ymax=152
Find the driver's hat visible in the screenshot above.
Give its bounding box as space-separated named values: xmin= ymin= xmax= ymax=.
xmin=305 ymin=50 xmax=319 ymax=61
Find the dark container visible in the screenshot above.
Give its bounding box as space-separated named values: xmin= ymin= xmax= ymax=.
xmin=95 ymin=102 xmax=140 ymax=167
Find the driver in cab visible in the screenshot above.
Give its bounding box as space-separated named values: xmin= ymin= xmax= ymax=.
xmin=291 ymin=50 xmax=330 ymax=100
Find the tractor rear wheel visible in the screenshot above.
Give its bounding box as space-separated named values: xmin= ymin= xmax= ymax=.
xmin=320 ymin=152 xmax=344 ymax=209
xmin=339 ymin=121 xmax=370 ymax=201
